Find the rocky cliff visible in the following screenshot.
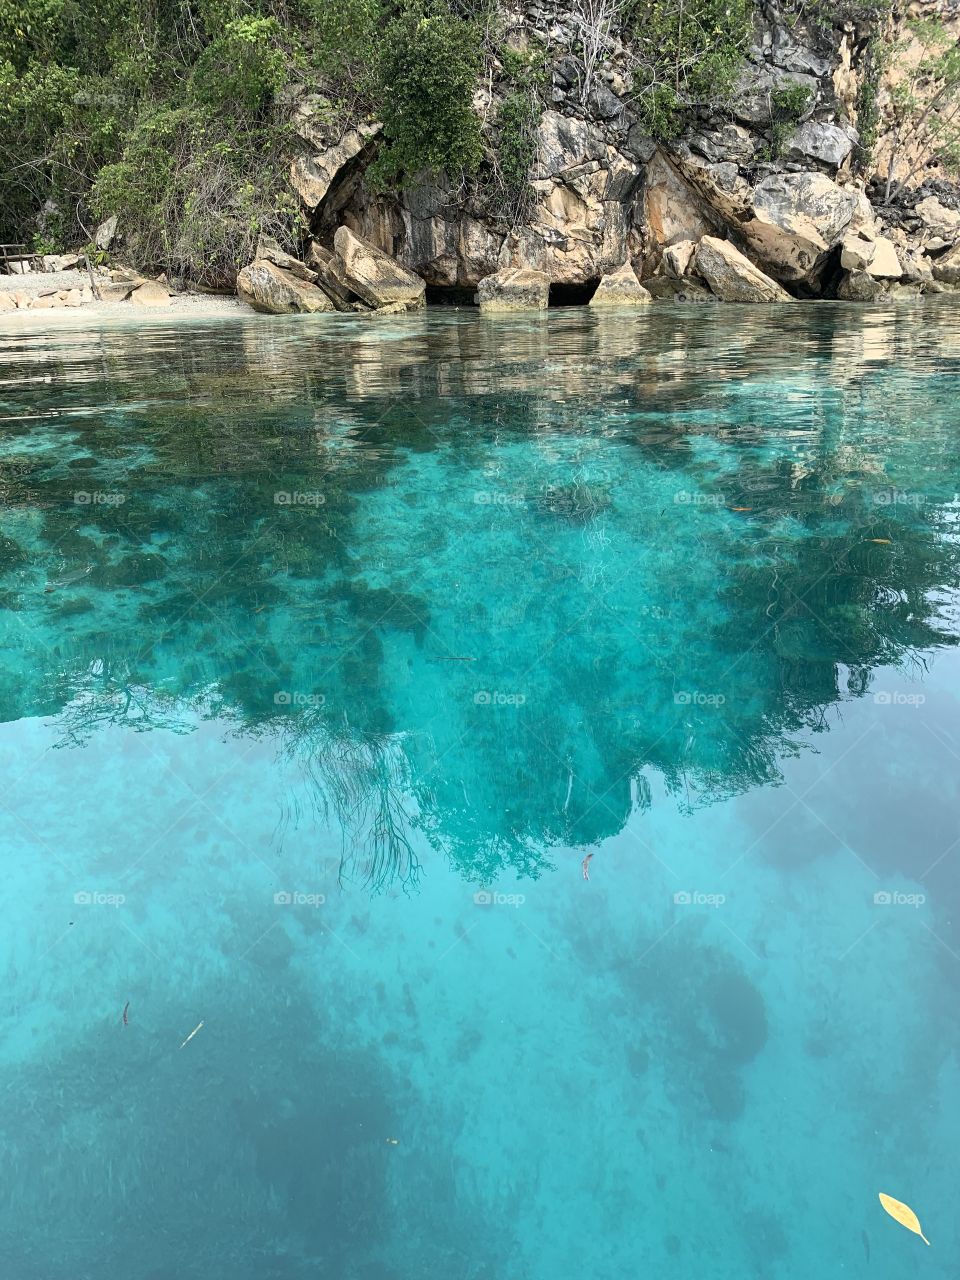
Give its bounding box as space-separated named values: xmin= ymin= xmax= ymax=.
xmin=272 ymin=0 xmax=960 ymax=306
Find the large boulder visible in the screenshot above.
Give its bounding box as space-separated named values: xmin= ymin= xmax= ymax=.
xmin=236 ymin=259 xmax=336 ymax=314
xmin=129 ymin=281 xmax=171 ymax=307
xmin=739 ymin=173 xmax=864 ymax=285
xmin=914 ymin=196 xmax=960 ymax=249
xmin=840 ymin=231 xmax=902 ymax=278
xmin=254 ymin=235 xmax=318 ymax=284
xmin=589 ymin=261 xmax=651 ymax=306
xmin=332 ymin=226 xmax=425 ymax=310
xmin=783 ymin=122 xmax=857 ymax=168
xmin=693 ymin=237 xmax=793 ymax=302
xmin=477 ymin=267 xmax=550 ymax=311
xmin=836 ymin=270 xmax=886 ymax=301
xmin=931 ymin=242 xmax=960 ymax=285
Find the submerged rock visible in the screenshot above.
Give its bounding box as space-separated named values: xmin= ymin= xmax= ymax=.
xmin=589 ymin=261 xmax=651 ymax=306
xmin=477 ymin=267 xmax=550 ymax=311
xmin=694 ymin=237 xmax=793 ymax=302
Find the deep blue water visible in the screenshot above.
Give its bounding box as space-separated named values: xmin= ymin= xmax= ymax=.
xmin=1 ymin=302 xmax=959 ymax=1278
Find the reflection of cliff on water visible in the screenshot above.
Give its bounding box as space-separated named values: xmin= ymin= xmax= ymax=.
xmin=1 ymin=304 xmax=959 ymax=887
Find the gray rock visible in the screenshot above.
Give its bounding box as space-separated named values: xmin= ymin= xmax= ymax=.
xmin=332 ymin=226 xmax=426 ymax=310
xmin=693 ymin=236 xmax=793 ymax=302
xmin=783 ymin=122 xmax=856 ymax=168
xmin=95 ymin=215 xmax=118 ymax=251
xmin=836 ymin=270 xmax=886 ymax=301
xmin=931 ymin=242 xmax=960 ymax=284
xmin=236 ymin=259 xmax=337 ymax=314
xmin=477 ymin=267 xmax=551 ymax=311
xmin=589 ymin=261 xmax=651 ymax=305
xmin=687 ymin=123 xmax=757 ymax=164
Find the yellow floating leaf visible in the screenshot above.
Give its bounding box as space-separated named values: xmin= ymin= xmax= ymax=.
xmin=879 ymin=1192 xmax=930 ymax=1245
xmin=869 ymin=538 xmax=892 ymax=544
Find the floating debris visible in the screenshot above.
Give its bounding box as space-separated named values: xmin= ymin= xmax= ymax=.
xmin=878 ymin=1192 xmax=930 ymax=1245
xmin=121 ymin=1000 xmax=130 ymax=1028
xmin=869 ymin=538 xmax=892 ymax=545
xmin=179 ymin=1020 xmax=204 ymax=1050
xmin=385 ymin=1137 xmax=400 ymax=1145
xmin=730 ymin=506 xmax=753 ymax=512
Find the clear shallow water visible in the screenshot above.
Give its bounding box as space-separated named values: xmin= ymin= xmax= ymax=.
xmin=1 ymin=302 xmax=959 ymax=1278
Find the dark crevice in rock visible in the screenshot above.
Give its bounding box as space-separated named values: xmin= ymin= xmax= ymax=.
xmin=549 ymin=280 xmax=600 ymax=306
xmin=425 ymin=285 xmax=477 ymax=307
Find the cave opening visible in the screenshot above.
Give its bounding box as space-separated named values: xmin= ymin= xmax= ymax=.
xmin=425 ymin=285 xmax=478 ymax=307
xmin=549 ymin=280 xmax=600 ymax=306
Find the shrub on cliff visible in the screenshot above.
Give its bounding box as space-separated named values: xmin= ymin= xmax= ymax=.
xmin=625 ymin=0 xmax=754 ymax=137
xmin=368 ymin=2 xmax=483 ymax=188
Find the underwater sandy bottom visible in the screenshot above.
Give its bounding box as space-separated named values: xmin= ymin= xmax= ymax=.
xmin=0 ymin=656 xmax=954 ymax=1280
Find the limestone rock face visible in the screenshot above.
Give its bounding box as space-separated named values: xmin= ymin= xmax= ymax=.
xmin=236 ymin=260 xmax=336 ymax=314
xmin=332 ymin=226 xmax=426 ymax=310
xmin=589 ymin=261 xmax=651 ymax=305
xmin=740 ymin=173 xmax=862 ymax=284
xmin=783 ymin=122 xmax=856 ymax=168
xmin=693 ymin=237 xmax=793 ymax=302
xmin=289 ymin=107 xmax=381 ymax=212
xmin=0 ymin=293 xmax=16 ymax=312
xmin=644 ymin=152 xmax=715 ymax=255
xmin=477 ymin=267 xmax=550 ymax=311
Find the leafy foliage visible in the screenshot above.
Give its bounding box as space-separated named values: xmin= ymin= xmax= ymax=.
xmin=368 ymin=2 xmax=483 ymax=188
xmin=769 ymin=82 xmax=811 ymax=156
xmin=0 ymin=0 xmax=485 ymax=278
xmin=882 ymin=17 xmax=960 ymax=199
xmin=625 ymin=0 xmax=754 ymax=139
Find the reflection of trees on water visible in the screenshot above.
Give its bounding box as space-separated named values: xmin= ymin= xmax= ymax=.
xmin=3 ymin=305 xmax=960 ymax=888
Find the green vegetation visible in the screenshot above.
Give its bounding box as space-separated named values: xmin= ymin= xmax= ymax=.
xmin=625 ymin=0 xmax=754 ymax=138
xmin=882 ymin=17 xmax=960 ymax=199
xmin=769 ymin=83 xmax=811 ymax=156
xmin=491 ymin=43 xmax=546 ymax=224
xmin=0 ymin=0 xmax=483 ymax=282
xmin=367 ymin=3 xmax=483 ymax=189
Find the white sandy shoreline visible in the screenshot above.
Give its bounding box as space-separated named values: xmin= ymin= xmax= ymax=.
xmin=0 ymin=266 xmax=257 ymax=327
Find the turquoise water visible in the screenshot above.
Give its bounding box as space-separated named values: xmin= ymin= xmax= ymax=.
xmin=1 ymin=302 xmax=959 ymax=1278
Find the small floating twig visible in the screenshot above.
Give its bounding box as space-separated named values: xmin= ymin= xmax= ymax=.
xmin=179 ymin=1020 xmax=204 ymax=1049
